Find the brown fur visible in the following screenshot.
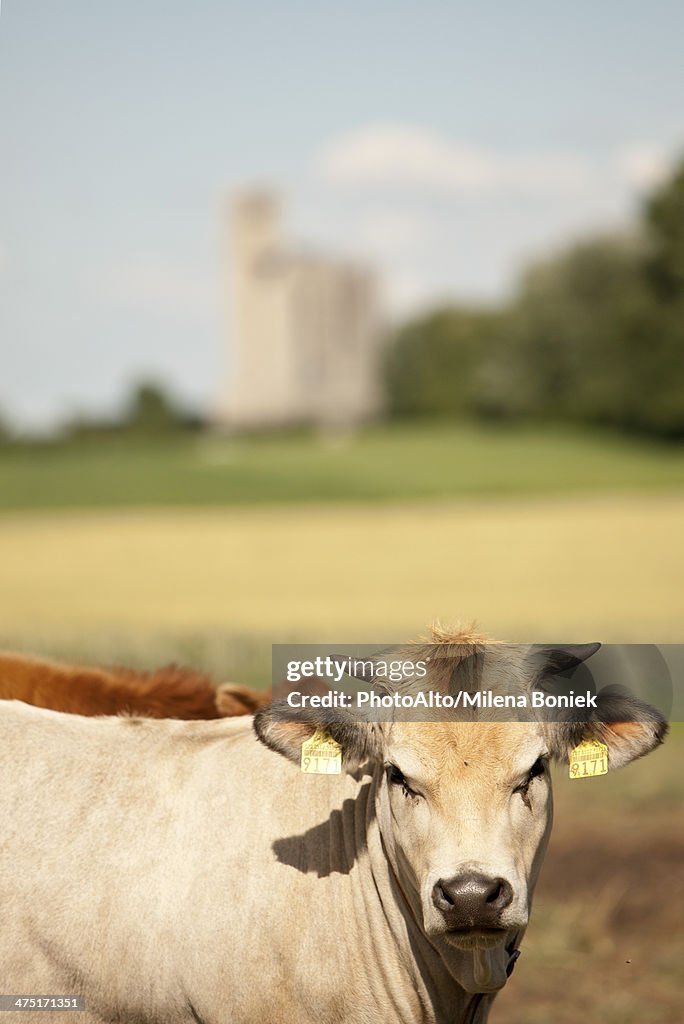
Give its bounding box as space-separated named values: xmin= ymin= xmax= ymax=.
xmin=0 ymin=652 xmax=269 ymax=719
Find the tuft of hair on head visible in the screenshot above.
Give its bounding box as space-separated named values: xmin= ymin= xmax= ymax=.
xmin=427 ymin=620 xmax=496 ymax=647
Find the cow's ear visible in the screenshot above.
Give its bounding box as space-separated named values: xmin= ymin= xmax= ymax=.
xmin=253 ymin=701 xmax=383 ymax=771
xmin=548 ymin=688 xmax=668 ymax=770
xmin=531 ymin=643 xmax=602 ymax=675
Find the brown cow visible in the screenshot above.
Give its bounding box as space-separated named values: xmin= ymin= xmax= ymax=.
xmin=0 ymin=651 xmax=267 ymax=719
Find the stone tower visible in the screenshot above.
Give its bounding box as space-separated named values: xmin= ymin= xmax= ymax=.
xmin=221 ymin=190 xmax=383 ymax=430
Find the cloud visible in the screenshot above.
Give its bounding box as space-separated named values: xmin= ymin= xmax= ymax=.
xmin=316 ymin=123 xmax=672 ymax=197
xmin=616 ymin=144 xmax=671 ymax=190
xmin=317 ymin=124 xmax=595 ymax=193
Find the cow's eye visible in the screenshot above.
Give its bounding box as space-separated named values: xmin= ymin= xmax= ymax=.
xmin=515 ymin=757 xmax=546 ymax=794
xmin=385 ymin=763 xmax=416 ymax=797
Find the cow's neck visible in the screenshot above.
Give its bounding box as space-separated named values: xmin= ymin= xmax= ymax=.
xmin=357 ymin=770 xmax=507 ymax=1024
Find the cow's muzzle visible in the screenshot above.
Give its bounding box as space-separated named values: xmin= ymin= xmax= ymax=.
xmin=432 ymin=871 xmax=513 ymax=933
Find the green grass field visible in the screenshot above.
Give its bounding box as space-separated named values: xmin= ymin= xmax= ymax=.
xmin=1 ymin=422 xmax=684 ymax=511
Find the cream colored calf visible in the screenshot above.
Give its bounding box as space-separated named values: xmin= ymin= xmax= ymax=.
xmin=0 ymin=639 xmax=666 ymax=1024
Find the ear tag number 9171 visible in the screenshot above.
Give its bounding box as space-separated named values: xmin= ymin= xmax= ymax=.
xmin=301 ymin=729 xmax=342 ymax=775
xmin=569 ymin=740 xmax=608 ymax=779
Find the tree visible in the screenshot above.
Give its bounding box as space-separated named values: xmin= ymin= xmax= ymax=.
xmin=385 ymin=307 xmax=498 ymax=418
xmin=475 ymin=234 xmax=650 ymax=426
xmin=384 ymin=156 xmax=684 ymax=438
xmin=0 ymin=410 xmax=11 ymax=443
xmin=627 ymin=163 xmax=684 ymax=437
xmin=123 ymin=381 xmax=183 ymax=434
xmin=644 ymin=160 xmax=684 ymax=301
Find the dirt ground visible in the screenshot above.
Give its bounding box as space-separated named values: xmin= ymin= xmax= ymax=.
xmin=493 ymin=800 xmax=684 ymax=1023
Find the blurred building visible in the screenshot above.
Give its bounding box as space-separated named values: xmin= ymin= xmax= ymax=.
xmin=220 ymin=191 xmax=383 ymax=430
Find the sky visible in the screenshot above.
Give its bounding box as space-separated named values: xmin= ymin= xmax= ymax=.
xmin=1 ymin=1 xmax=683 ymax=430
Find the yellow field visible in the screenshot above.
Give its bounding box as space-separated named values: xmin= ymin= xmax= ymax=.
xmin=2 ymin=494 xmax=682 ymax=643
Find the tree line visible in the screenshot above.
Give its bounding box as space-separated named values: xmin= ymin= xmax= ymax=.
xmin=385 ymin=159 xmax=684 ymax=439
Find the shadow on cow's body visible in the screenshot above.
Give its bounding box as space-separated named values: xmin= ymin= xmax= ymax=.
xmin=272 ymin=789 xmax=372 ymax=877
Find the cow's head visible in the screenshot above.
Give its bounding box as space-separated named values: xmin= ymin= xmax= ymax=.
xmin=254 ymin=636 xmax=667 ymax=993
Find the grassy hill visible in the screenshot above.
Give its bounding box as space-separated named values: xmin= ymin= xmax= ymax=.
xmin=1 ymin=423 xmax=683 ymax=511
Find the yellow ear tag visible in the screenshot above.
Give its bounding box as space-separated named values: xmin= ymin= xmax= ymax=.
xmin=301 ymin=728 xmax=342 ymax=775
xmin=569 ymin=739 xmax=608 ymax=779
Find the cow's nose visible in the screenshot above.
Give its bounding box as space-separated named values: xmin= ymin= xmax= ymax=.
xmin=432 ymin=872 xmax=513 ymax=928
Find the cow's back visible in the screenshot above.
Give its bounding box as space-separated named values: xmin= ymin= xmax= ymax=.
xmin=0 ymin=702 xmax=387 ymax=1024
